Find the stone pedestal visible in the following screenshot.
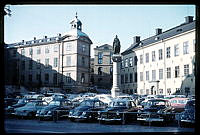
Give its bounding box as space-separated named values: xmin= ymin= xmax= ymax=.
xmin=111 ymin=54 xmax=122 ymax=98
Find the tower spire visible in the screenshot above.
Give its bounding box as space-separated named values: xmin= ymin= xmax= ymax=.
xmin=75 ymin=12 xmax=78 ymax=18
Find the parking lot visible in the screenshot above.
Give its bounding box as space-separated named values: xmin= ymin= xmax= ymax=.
xmin=4 ymin=116 xmax=194 ymax=133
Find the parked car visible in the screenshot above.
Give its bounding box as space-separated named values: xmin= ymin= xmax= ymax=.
xmin=97 ymin=99 xmax=139 ymax=124
xmin=95 ymin=94 xmax=113 ymax=105
xmin=169 ymin=97 xmax=189 ymax=113
xmin=179 ymin=99 xmax=195 ymax=127
xmin=15 ymin=100 xmax=48 ymax=118
xmin=5 ymin=98 xmax=29 ymax=116
xmin=68 ymin=99 xmax=107 ymax=122
xmin=36 ymin=99 xmax=73 ymax=120
xmin=137 ymin=99 xmax=174 ymax=125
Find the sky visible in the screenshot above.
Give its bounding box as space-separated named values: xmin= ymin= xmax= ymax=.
xmin=4 ymin=5 xmax=195 ymax=57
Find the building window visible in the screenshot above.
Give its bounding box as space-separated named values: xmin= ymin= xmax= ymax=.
xmin=81 ymin=73 xmax=85 ymax=83
xmin=21 ymin=49 xmax=25 ymax=55
xmin=125 ymin=58 xmax=129 ymax=68
xmin=54 ymin=57 xmax=58 ymax=67
xmin=53 ymin=73 xmax=57 ymax=84
xmin=184 ymin=64 xmax=189 ymax=76
xmin=66 ymin=56 xmax=71 ymax=66
xmin=98 ymin=67 xmax=103 ymax=75
xmin=175 ymin=66 xmax=180 ymax=78
xmin=166 ymin=47 xmax=170 ymax=58
xmin=129 ymin=57 xmax=133 ymax=67
xmin=29 ymin=48 xmax=33 ymax=55
xmin=167 ymin=67 xmax=171 ymax=78
xmin=152 ymin=70 xmax=156 ymax=81
xmin=167 ymin=88 xmax=171 ymax=95
xmin=121 ymin=60 xmax=124 ymax=69
xmin=36 ymin=59 xmax=40 ymax=69
xmin=134 ymin=56 xmax=137 ymax=66
xmin=36 ymin=74 xmax=41 ymax=81
xmin=130 ymin=73 xmax=133 ymax=83
xmin=66 ymin=73 xmax=71 ymax=83
xmin=29 ymin=60 xmax=33 ymax=70
xmin=146 ymin=71 xmax=149 ymax=81
xmin=174 ymin=44 xmax=179 ymax=56
xmin=183 ymin=41 xmax=189 ymax=54
xmin=134 ymin=73 xmax=137 ymax=82
xmin=121 ymin=75 xmax=124 ymax=84
xmin=152 ymin=51 xmax=156 ymax=62
xmin=110 ymin=67 xmax=113 ymax=75
xmin=140 ymin=55 xmax=143 ymax=64
xmin=21 ymin=61 xmax=25 ymax=70
xmin=45 ymin=58 xmax=49 ymax=67
xmin=145 ymin=53 xmax=149 ymax=63
xmin=45 ymin=73 xmax=49 ymax=83
xmin=45 ymin=46 xmax=49 ymax=54
xmin=82 ymin=57 xmax=85 ymax=66
xmin=146 ymin=89 xmax=149 ymax=95
xmin=82 ymin=44 xmax=86 ymax=52
xmin=159 ymin=89 xmax=163 ymax=95
xmin=66 ymin=43 xmax=71 ymax=51
xmin=125 ymin=74 xmax=128 ymax=83
xmin=159 ymin=69 xmax=163 ymax=80
xmin=110 ymin=52 xmax=113 ymax=64
xmin=28 ymin=74 xmax=32 ymax=82
xmin=140 ymin=72 xmax=143 ymax=81
xmin=54 ymin=45 xmax=58 ymax=52
xmin=158 ymin=49 xmax=163 ymax=60
xmin=98 ymin=52 xmax=103 ymax=64
xmin=37 ymin=47 xmax=41 ymax=54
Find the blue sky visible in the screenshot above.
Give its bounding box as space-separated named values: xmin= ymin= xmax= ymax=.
xmin=4 ymin=5 xmax=195 ymax=57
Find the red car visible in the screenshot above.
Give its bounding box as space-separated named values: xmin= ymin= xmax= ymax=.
xmin=169 ymin=97 xmax=189 ymax=113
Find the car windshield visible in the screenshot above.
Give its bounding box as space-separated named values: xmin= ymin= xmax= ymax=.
xmin=178 ymin=100 xmax=187 ymax=104
xmin=25 ymin=102 xmax=36 ymax=107
xmin=17 ymin=99 xmax=25 ymax=104
xmin=49 ymin=101 xmax=60 ymax=106
xmin=147 ymin=100 xmax=166 ymax=107
xmin=112 ymin=101 xmax=127 ymax=107
xmin=80 ymin=100 xmax=93 ymax=107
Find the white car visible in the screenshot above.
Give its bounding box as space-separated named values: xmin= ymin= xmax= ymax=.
xmin=95 ymin=94 xmax=113 ymax=105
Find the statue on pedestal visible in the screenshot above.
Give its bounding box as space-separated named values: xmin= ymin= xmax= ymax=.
xmin=113 ymin=35 xmax=121 ymax=54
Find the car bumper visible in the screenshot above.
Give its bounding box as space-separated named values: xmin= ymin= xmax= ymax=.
xmin=181 ymin=119 xmax=195 ymax=123
xmin=97 ymin=117 xmax=122 ymax=121
xmin=68 ymin=115 xmax=87 ymax=119
xmin=137 ymin=117 xmax=164 ymax=122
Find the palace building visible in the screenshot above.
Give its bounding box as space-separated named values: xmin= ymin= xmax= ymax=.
xmin=121 ymin=16 xmax=195 ymax=96
xmin=5 ymin=13 xmax=93 ymax=93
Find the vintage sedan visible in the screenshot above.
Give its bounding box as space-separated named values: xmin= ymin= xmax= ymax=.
xmin=68 ymin=99 xmax=107 ymax=122
xmin=179 ymin=99 xmax=195 ymax=127
xmin=97 ymin=99 xmax=139 ymax=124
xmin=15 ymin=100 xmax=48 ymax=118
xmin=169 ymin=97 xmax=189 ymax=113
xmin=36 ymin=99 xmax=73 ymax=120
xmin=137 ymin=99 xmax=174 ymax=125
xmin=5 ymin=98 xmax=29 ymax=116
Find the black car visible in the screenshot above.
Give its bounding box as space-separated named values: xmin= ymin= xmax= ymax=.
xmin=137 ymin=99 xmax=174 ymax=125
xmin=5 ymin=98 xmax=29 ymax=116
xmin=179 ymin=99 xmax=195 ymax=127
xmin=97 ymin=99 xmax=139 ymax=124
xmin=68 ymin=99 xmax=107 ymax=122
xmin=36 ymin=99 xmax=73 ymax=120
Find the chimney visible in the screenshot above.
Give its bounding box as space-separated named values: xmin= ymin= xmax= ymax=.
xmin=185 ymin=16 xmax=193 ymax=23
xmin=34 ymin=37 xmax=36 ymax=40
xmin=156 ymin=28 xmax=162 ymax=35
xmin=22 ymin=40 xmax=24 ymax=43
xmin=44 ymin=36 xmax=47 ymax=38
xmin=133 ymin=36 xmax=140 ymax=44
xmin=58 ymin=33 xmax=61 ymax=37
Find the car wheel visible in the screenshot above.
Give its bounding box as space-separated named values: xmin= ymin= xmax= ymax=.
xmin=70 ymin=118 xmax=75 ymax=122
xmin=27 ymin=112 xmax=33 ymax=118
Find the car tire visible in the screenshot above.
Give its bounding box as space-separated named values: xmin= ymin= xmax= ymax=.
xmin=70 ymin=118 xmax=75 ymax=122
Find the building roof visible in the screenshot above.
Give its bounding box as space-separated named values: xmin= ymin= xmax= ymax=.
xmin=63 ymin=28 xmax=89 ymax=38
xmin=94 ymin=44 xmax=113 ymax=50
xmin=122 ymin=20 xmax=195 ymax=55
